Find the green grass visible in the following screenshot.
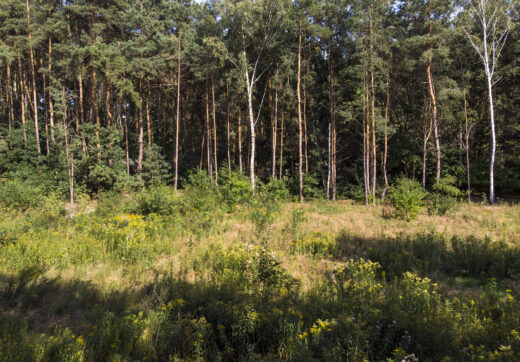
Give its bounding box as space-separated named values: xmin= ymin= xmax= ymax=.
xmin=1 ymin=184 xmax=520 ymax=361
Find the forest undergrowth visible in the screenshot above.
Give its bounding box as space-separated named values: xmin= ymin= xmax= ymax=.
xmin=1 ymin=173 xmax=520 ymax=361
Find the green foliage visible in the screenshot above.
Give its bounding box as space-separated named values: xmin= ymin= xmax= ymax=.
xmin=337 ymin=231 xmax=520 ymax=280
xmin=291 ymin=231 xmax=336 ymax=258
xmin=0 ymin=179 xmax=43 ymax=211
xmin=218 ymin=170 xmax=254 ymax=209
xmin=428 ymin=176 xmax=462 ymax=215
xmin=388 ymin=177 xmax=426 ymax=221
xmin=132 ymin=185 xmax=178 ymax=216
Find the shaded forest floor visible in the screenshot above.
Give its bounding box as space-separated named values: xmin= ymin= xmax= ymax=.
xmin=1 ymin=188 xmax=520 ymax=360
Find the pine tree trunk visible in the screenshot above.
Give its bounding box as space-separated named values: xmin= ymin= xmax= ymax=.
xmin=17 ymin=57 xmax=27 ymax=147
xmin=381 ymin=70 xmax=390 ymax=202
xmin=25 ymin=0 xmax=40 ymax=160
xmin=369 ymin=15 xmax=376 ymax=202
xmin=328 ymin=49 xmax=336 ymax=200
xmin=7 ymin=62 xmax=14 ymax=132
xmin=62 ymin=87 xmax=74 ymax=204
xmin=272 ymin=77 xmax=278 ymax=179
xmin=303 ymin=64 xmax=309 ymax=175
xmin=238 ymin=99 xmax=243 ymax=175
xmin=279 ymin=107 xmax=285 ymax=179
xmin=174 ymin=32 xmax=182 ymax=190
xmin=137 ymin=78 xmax=144 ymax=178
xmin=146 ymin=81 xmax=152 ymax=148
xmin=226 ymin=81 xmax=231 ymax=175
xmin=206 ymin=76 xmax=212 ymax=180
xmin=211 ymin=72 xmax=218 ymax=186
xmin=124 ymin=99 xmax=130 ymax=175
xmin=48 ymin=38 xmax=55 ymax=147
xmin=422 ymin=100 xmax=433 ymax=190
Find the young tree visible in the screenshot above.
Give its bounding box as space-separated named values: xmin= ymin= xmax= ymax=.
xmin=463 ymin=0 xmax=510 ymax=204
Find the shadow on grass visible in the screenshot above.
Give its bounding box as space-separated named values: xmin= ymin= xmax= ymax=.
xmin=334 ymin=230 xmax=520 ymax=281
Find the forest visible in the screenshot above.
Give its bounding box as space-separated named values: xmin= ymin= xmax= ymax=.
xmin=1 ymin=0 xmax=520 ymax=360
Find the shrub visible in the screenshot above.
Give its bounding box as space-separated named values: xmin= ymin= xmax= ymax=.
xmin=0 ymin=179 xmax=43 ymax=211
xmin=261 ymin=177 xmax=290 ymax=202
xmin=219 ymin=171 xmax=254 ymax=209
xmin=428 ymin=176 xmax=461 ymax=215
xmin=388 ymin=177 xmax=425 ymax=221
xmin=132 ymin=185 xmax=178 ymax=216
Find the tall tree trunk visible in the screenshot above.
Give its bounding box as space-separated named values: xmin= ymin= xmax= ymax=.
xmin=422 ymin=99 xmax=433 ymax=190
xmin=62 ymin=87 xmax=74 ymax=204
xmin=238 ymin=98 xmax=243 ymax=175
xmin=78 ymin=70 xmax=88 ymax=154
xmin=7 ymin=62 xmax=14 ymax=132
xmin=105 ymin=77 xmax=113 ymax=126
xmin=303 ymin=63 xmax=309 ymax=174
xmin=243 ymin=55 xmax=256 ymax=190
xmin=462 ymin=80 xmax=472 ymax=202
xmin=92 ymin=70 xmax=101 ymax=158
xmin=145 ymin=81 xmax=151 ymax=148
xmin=297 ymin=24 xmax=304 ymax=202
xmin=174 ymin=31 xmax=182 ymax=190
xmin=427 ymin=6 xmax=441 ymax=181
xmin=137 ymin=78 xmax=144 ymax=178
xmin=328 ymin=48 xmax=336 ymax=200
xmin=327 ymin=123 xmax=331 ymax=198
xmin=363 ymin=67 xmax=369 ymax=205
xmin=48 ymin=38 xmax=55 ymax=147
xmin=211 ymin=72 xmax=218 ymax=185
xmin=272 ymin=76 xmax=278 ymax=179
xmin=486 ymin=73 xmax=496 ymax=204
xmin=206 ymin=76 xmax=213 ymax=180
xmin=124 ymin=98 xmax=130 ymax=175
xmin=369 ymin=14 xmax=376 ymax=202
xmin=17 ymin=57 xmax=27 ymax=146
xmin=426 ymin=59 xmax=441 ymax=181
xmin=41 ymin=57 xmax=50 ymax=155
xmin=279 ymin=107 xmax=285 ymax=179
xmin=226 ymin=81 xmax=231 ymax=175
xmin=25 ymin=0 xmax=40 ymax=160
xmin=381 ymin=69 xmax=390 ymax=202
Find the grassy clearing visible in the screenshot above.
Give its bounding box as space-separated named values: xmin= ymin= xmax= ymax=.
xmin=1 ymin=179 xmax=520 ymax=360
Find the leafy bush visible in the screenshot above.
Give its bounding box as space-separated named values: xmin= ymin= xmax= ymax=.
xmin=288 ymin=173 xmax=324 ymax=200
xmin=219 ymin=171 xmax=254 ymax=209
xmin=0 ymin=179 xmax=43 ymax=211
xmin=388 ymin=177 xmax=425 ymax=221
xmin=261 ymin=177 xmax=290 ymax=202
xmin=428 ymin=176 xmax=461 ymax=215
xmin=132 ymin=185 xmax=178 ymax=216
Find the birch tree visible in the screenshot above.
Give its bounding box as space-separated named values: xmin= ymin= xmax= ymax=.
xmin=463 ymin=0 xmax=509 ymax=204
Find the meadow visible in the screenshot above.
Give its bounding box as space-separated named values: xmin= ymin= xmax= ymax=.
xmin=1 ymin=174 xmax=520 ymax=361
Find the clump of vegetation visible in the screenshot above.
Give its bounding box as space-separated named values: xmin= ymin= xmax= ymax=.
xmin=291 ymin=231 xmax=336 ymax=258
xmin=427 ymin=175 xmax=462 ymax=215
xmin=388 ymin=177 xmax=426 ymax=221
xmin=1 ymin=183 xmax=520 ymax=361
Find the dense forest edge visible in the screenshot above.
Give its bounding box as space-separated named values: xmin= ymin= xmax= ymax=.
xmin=1 ymin=0 xmax=520 ymax=360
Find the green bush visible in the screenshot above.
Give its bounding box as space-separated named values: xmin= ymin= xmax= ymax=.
xmin=0 ymin=179 xmax=43 ymax=211
xmin=132 ymin=185 xmax=178 ymax=216
xmin=388 ymin=177 xmax=425 ymax=221
xmin=219 ymin=171 xmax=254 ymax=209
xmin=428 ymin=176 xmax=461 ymax=215
xmin=261 ymin=177 xmax=290 ymax=202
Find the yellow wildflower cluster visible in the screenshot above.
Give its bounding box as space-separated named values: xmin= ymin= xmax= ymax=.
xmin=290 ymin=231 xmax=335 ymax=257
xmin=298 ymin=318 xmax=335 ymax=340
